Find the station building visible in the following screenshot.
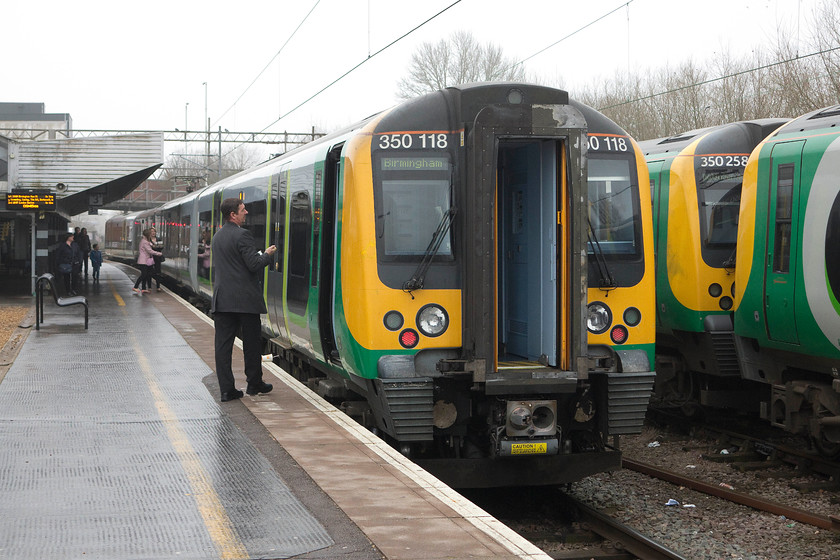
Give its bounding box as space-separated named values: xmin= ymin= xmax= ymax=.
xmin=0 ymin=102 xmax=163 ymax=295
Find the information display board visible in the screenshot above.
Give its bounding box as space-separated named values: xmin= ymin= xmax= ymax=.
xmin=5 ymin=190 xmax=56 ymax=211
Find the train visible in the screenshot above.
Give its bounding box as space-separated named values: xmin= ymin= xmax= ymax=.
xmin=639 ymin=119 xmax=789 ymax=407
xmin=106 ymin=82 xmax=656 ymax=487
xmin=641 ymin=107 xmax=840 ymax=455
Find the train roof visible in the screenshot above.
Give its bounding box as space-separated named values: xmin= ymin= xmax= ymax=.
xmin=638 ymin=118 xmax=789 ymax=158
xmin=772 ymin=104 xmax=840 ymax=136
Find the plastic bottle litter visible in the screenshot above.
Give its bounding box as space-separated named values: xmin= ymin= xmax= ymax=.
xmin=683 ymin=504 xmax=696 ymax=508
xmin=648 ymin=441 xmax=661 ymax=448
xmin=261 ymin=354 xmax=273 ymax=362
xmin=665 ymin=498 xmax=680 ymax=506
xmin=719 ymin=482 xmax=735 ymax=490
xmin=720 ymin=449 xmax=730 ymax=455
xmin=686 ymin=464 xmax=697 ymax=469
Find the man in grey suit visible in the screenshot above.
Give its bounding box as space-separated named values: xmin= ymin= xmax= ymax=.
xmin=212 ymin=198 xmax=277 ymax=402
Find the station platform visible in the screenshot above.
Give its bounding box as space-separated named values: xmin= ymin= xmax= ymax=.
xmin=0 ymin=263 xmax=551 ymax=560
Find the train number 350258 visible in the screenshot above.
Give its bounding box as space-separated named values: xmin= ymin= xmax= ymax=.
xmin=699 ymin=155 xmax=749 ymax=167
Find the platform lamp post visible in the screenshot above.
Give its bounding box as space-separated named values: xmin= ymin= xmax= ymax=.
xmin=203 ymin=82 xmax=210 ymax=181
xmin=184 ymin=102 xmax=189 ymax=143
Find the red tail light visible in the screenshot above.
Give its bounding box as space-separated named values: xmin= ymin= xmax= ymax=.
xmin=610 ymin=325 xmax=628 ymax=344
xmin=399 ymin=329 xmax=419 ymax=349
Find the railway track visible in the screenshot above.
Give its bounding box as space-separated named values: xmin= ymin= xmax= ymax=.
xmin=640 ymin=409 xmax=840 ymax=530
xmin=623 ymin=457 xmax=840 ymax=531
xmin=559 ymin=496 xmax=689 ymax=560
xmin=464 ymin=486 xmax=688 ymax=560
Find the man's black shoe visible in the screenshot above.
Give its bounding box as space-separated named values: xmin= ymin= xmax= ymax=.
xmin=220 ymin=389 xmax=244 ymax=402
xmin=246 ymin=382 xmax=273 ymax=396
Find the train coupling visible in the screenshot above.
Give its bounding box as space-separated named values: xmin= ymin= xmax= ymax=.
xmin=496 ymin=399 xmax=561 ymax=456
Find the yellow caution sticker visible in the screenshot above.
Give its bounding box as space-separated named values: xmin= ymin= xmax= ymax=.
xmin=510 ymin=442 xmax=548 ymax=455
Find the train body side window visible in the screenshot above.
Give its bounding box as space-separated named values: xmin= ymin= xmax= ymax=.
xmin=287 ymin=190 xmax=312 ymax=314
xmin=248 ymin=200 xmax=267 ymax=250
xmin=773 ymin=163 xmax=794 ymax=273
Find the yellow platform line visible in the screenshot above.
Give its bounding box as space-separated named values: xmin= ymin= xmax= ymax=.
xmin=105 ymin=275 xmax=125 ymax=306
xmin=129 ymin=319 xmax=248 ymax=559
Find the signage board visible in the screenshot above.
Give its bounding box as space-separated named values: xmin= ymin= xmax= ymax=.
xmin=6 ymin=190 xmax=56 ymax=211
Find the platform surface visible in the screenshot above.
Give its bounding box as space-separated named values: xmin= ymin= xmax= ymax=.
xmin=0 ymin=263 xmax=551 ymax=560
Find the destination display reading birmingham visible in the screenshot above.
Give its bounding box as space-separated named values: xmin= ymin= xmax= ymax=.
xmin=381 ymin=156 xmax=450 ymax=171
xmin=6 ymin=191 xmax=56 ymax=211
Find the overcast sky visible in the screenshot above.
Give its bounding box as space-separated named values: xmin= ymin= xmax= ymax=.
xmin=4 ymin=0 xmax=819 ymax=141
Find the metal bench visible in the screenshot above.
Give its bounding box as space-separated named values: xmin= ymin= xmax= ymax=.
xmin=35 ymin=273 xmax=88 ymax=330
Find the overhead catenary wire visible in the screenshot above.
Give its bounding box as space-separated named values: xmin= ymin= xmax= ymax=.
xmin=596 ymin=44 xmax=840 ymax=112
xmin=515 ymin=1 xmax=634 ymax=67
xmin=213 ymin=0 xmax=322 ymax=127
xmin=221 ymin=0 xmax=463 ymax=159
xmin=223 ymin=0 xmax=633 ymax=158
xmin=260 ymin=0 xmax=463 ymax=133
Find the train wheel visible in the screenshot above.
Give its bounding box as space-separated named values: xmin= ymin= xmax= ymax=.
xmin=812 ymin=425 xmax=840 ymax=458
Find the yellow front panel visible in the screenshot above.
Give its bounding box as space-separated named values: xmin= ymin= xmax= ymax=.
xmin=340 ymin=120 xmax=461 ymax=351
xmin=666 ymin=140 xmax=736 ymax=311
xmin=733 ymin=147 xmax=761 ymax=309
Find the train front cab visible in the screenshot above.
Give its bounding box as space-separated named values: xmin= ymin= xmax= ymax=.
xmin=346 ymin=85 xmax=654 ymax=487
xmin=642 ymin=120 xmax=787 ymax=411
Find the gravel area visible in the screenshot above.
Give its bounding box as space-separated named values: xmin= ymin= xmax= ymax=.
xmin=0 ymin=306 xmax=30 ymax=352
xmin=567 ymin=427 xmax=840 ymax=559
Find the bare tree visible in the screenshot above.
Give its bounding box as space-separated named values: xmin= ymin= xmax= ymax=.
xmin=574 ymin=0 xmax=840 ymax=140
xmin=397 ymin=31 xmax=526 ymax=99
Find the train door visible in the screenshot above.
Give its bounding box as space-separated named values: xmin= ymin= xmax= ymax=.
xmin=318 ymin=144 xmax=342 ymax=364
xmin=267 ymin=172 xmax=287 ymax=342
xmin=498 ymin=141 xmax=559 ymax=366
xmin=765 ymin=140 xmax=804 ymax=344
xmin=463 ymin=109 xmax=586 ymax=380
xmin=210 ymin=189 xmax=224 ymax=286
xmin=647 ymin=159 xmax=666 ymax=328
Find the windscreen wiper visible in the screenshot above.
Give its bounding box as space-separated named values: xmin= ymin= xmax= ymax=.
xmin=402 ymin=206 xmax=457 ymax=297
xmin=587 ymin=215 xmax=617 ymax=290
xmin=722 ymin=246 xmax=737 ymax=269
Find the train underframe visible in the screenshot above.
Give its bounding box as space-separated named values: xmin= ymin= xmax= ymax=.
xmin=653 ymin=329 xmax=840 ymax=456
xmin=262 ymin=339 xmax=644 ymax=487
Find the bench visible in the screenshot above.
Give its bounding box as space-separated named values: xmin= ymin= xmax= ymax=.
xmin=35 ymin=273 xmax=88 ymax=330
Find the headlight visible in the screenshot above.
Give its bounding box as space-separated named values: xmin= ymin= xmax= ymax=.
xmin=416 ymin=304 xmax=448 ymax=337
xmin=587 ymin=302 xmax=612 ymax=334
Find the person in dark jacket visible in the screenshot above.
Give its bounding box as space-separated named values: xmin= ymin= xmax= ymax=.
xmin=71 ymin=228 xmax=82 ymax=293
xmin=55 ymin=232 xmax=76 ymax=295
xmin=89 ymin=243 xmax=103 ymax=282
xmin=77 ymin=227 xmax=92 ymax=278
xmin=211 ymin=198 xmax=277 ymax=402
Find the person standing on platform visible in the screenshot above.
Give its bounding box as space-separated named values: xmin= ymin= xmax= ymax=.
xmin=55 ymin=232 xmax=76 ymax=296
xmin=211 ymin=198 xmax=277 ymax=402
xmin=89 ymin=243 xmax=103 ymax=282
xmin=71 ymin=229 xmax=82 ymax=294
xmin=149 ymin=227 xmax=164 ymax=292
xmin=77 ymin=227 xmax=92 ymax=278
xmin=132 ymin=228 xmax=161 ymax=295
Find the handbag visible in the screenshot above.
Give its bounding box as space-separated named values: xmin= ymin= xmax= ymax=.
xmin=58 ymin=263 xmax=72 ymax=274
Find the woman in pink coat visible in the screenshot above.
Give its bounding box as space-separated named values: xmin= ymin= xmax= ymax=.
xmin=133 ymin=228 xmax=162 ymax=295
